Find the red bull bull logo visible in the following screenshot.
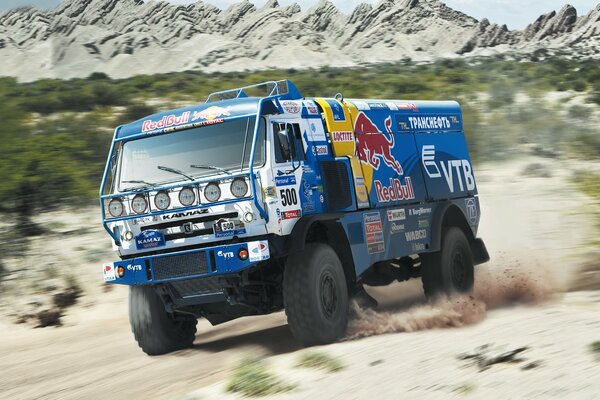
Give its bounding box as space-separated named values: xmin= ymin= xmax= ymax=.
xmin=354 ymin=112 xmax=403 ymax=175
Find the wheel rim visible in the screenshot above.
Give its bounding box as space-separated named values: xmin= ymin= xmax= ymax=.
xmin=320 ymin=271 xmax=338 ymax=319
xmin=451 ymin=251 xmax=467 ymax=290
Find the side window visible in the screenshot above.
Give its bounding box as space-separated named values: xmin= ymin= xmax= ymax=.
xmin=273 ymin=123 xmax=304 ymax=164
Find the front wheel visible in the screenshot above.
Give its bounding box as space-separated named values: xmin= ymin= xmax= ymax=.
xmin=421 ymin=227 xmax=474 ymax=298
xmin=283 ymin=243 xmax=349 ymax=345
xmin=129 ymin=285 xmax=197 ymax=355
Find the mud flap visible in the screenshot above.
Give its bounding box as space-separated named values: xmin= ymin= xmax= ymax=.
xmin=471 ymin=238 xmax=490 ymax=265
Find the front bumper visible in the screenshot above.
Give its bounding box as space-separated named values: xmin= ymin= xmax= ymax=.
xmin=102 ymin=240 xmax=270 ymax=285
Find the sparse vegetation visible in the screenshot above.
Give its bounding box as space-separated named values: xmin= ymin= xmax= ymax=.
xmin=453 ymin=383 xmax=477 ymax=395
xmin=296 ymin=351 xmax=345 ymax=372
xmin=226 ymin=358 xmax=296 ymax=397
xmin=589 ymin=341 xmax=600 ymax=355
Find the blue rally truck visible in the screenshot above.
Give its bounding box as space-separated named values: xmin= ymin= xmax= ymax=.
xmin=100 ymin=81 xmax=489 ymax=355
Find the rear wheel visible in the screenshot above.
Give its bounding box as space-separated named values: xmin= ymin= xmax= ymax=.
xmin=129 ymin=285 xmax=197 ymax=355
xmin=283 ymin=243 xmax=349 ymax=345
xmin=421 ymin=227 xmax=474 ymax=298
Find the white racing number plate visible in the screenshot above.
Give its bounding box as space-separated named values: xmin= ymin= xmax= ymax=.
xmin=220 ymin=221 xmax=235 ymax=231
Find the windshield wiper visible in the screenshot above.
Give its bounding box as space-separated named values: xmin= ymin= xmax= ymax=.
xmin=157 ymin=165 xmax=194 ymax=181
xmin=190 ymin=164 xmax=232 ymax=175
xmin=122 ymin=180 xmax=156 ymax=190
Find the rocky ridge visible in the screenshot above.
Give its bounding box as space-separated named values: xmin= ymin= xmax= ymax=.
xmin=0 ymin=0 xmax=598 ymax=81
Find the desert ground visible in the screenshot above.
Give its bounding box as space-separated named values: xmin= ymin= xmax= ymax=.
xmin=0 ymin=155 xmax=599 ymax=400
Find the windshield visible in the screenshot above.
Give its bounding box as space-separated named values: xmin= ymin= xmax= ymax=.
xmin=118 ymin=117 xmax=265 ymax=191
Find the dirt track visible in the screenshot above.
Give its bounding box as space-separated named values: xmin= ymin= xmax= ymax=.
xmin=1 ymin=157 xmax=599 ymax=399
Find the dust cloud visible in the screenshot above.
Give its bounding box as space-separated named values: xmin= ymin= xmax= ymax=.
xmin=346 ymin=260 xmax=554 ymax=340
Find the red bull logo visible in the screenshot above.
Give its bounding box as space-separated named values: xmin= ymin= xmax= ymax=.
xmin=354 ymin=112 xmax=403 ymax=175
xmin=375 ymin=177 xmax=415 ymax=203
xmin=142 ymin=111 xmax=190 ymax=133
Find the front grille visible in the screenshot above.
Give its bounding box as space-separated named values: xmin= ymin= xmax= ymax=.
xmin=170 ymin=277 xmax=224 ymax=298
xmin=152 ymin=252 xmax=209 ymax=280
xmin=165 ymin=228 xmax=213 ymax=241
xmin=141 ymin=212 xmax=238 ymax=232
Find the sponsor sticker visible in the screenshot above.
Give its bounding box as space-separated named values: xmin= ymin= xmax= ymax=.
xmin=248 ymin=240 xmax=270 ymax=262
xmin=304 ymin=100 xmax=319 ymax=115
xmin=282 ymin=209 xmax=302 ymax=220
xmin=263 ymin=186 xmax=277 ymax=198
xmin=281 ymin=100 xmax=302 ymax=114
xmin=325 ymin=99 xmax=346 ymax=121
xmin=103 ymin=263 xmax=116 ymax=282
xmin=465 ymin=198 xmax=478 ymax=224
xmin=397 ymin=114 xmax=462 ymax=132
xmin=375 ymin=177 xmax=415 ymax=203
xmin=275 ymin=176 xmax=297 ymax=187
xmin=352 ymin=101 xmax=370 ymax=111
xmin=409 ymin=207 xmax=432 ymax=216
xmin=213 ymin=218 xmax=246 ymax=238
xmin=332 ymin=131 xmax=354 ymax=142
xmin=192 ymin=106 xmax=231 ymax=122
xmin=387 ymin=208 xmax=406 ymax=222
xmin=135 ymin=230 xmax=165 ymax=250
xmin=367 ymin=102 xmax=388 ymax=109
xmin=216 ymin=250 xmax=235 ymax=260
xmin=312 ymin=145 xmax=328 ymax=156
xmin=364 ymin=212 xmax=385 ymax=254
xmin=397 ymin=102 xmax=418 ymax=112
xmin=142 ymin=112 xmax=190 ymax=133
xmin=405 ymin=229 xmax=427 ymax=242
xmin=390 ymin=222 xmax=405 ymax=235
xmin=418 ymin=219 xmax=429 ymax=228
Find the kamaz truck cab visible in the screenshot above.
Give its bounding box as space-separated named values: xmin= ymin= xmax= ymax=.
xmin=100 ymin=80 xmax=489 ymax=355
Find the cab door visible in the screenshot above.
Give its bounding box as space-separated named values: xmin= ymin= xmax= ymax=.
xmin=270 ymin=119 xmax=322 ymax=234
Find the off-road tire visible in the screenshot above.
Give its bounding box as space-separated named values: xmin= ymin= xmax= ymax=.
xmin=283 ymin=243 xmax=349 ymax=345
xmin=129 ymin=285 xmax=197 ymax=355
xmin=421 ymin=227 xmax=474 ymax=298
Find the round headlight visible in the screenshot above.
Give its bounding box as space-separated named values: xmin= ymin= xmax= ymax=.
xmin=108 ymin=198 xmax=124 ymax=218
xmin=131 ymin=194 xmax=148 ymax=214
xmin=179 ymin=187 xmax=196 ymax=206
xmin=154 ymin=191 xmax=171 ymax=210
xmin=230 ymin=178 xmax=248 ymax=198
xmin=204 ymin=182 xmax=221 ymax=203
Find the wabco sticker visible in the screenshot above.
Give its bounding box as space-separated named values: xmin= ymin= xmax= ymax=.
xmin=364 ymin=212 xmax=385 ymax=254
xmin=135 ymin=230 xmax=165 ymax=250
xmin=103 ymin=263 xmax=116 ymax=282
xmin=387 ymin=208 xmax=406 ymax=222
xmin=281 ymin=100 xmax=302 ymax=114
xmin=405 ymin=229 xmax=427 ymax=242
xmin=142 ymin=112 xmax=190 ymax=133
xmin=275 ymin=176 xmax=297 ymax=187
xmin=248 ymin=241 xmax=270 ymax=262
xmin=192 ymin=106 xmax=231 ymax=121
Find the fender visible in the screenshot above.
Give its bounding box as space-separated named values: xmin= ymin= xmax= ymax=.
xmin=286 ymin=213 xmax=343 ymax=255
xmin=429 ymin=201 xmax=489 ymax=265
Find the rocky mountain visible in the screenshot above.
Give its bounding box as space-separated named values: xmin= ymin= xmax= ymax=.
xmin=0 ymin=0 xmax=598 ymax=81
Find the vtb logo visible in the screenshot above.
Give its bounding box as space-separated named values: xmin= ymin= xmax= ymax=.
xmin=354 ymin=112 xmax=403 ymax=175
xmin=422 ymin=145 xmax=475 ymax=193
